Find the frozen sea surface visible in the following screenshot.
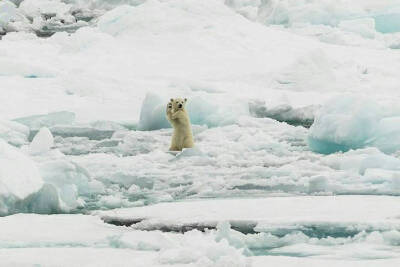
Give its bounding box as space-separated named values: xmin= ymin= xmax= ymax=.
xmin=1 ymin=0 xmax=400 ymax=266
xmin=1 ymin=196 xmax=400 ymax=266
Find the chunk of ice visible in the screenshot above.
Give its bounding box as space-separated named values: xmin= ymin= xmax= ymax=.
xmin=0 ymin=120 xmax=29 ymax=146
xmin=0 ymin=140 xmax=43 ymax=215
xmin=29 ymin=127 xmax=54 ymax=155
xmin=14 ymin=111 xmax=76 ymax=130
xmin=137 ymin=93 xmax=246 ymax=131
xmin=137 ymin=93 xmax=170 ymax=131
xmin=308 ymin=96 xmax=382 ymax=154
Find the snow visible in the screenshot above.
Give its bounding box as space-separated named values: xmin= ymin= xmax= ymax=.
xmin=0 ymin=213 xmax=250 ymax=267
xmin=0 ymin=249 xmax=161 ymax=267
xmin=95 ymin=196 xmax=400 ymax=262
xmin=1 ymin=0 xmax=400 ymax=265
xmin=252 ymin=256 xmax=400 ymax=267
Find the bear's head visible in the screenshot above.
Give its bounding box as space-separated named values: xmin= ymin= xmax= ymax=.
xmin=170 ymin=98 xmax=187 ymax=111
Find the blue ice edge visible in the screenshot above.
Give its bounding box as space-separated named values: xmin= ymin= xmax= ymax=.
xmin=25 ymin=74 xmax=39 ymax=78
xmin=307 ymin=95 xmax=400 ymax=155
xmin=374 ymin=13 xmax=400 ymax=33
xmin=307 ymin=138 xmax=354 ymax=155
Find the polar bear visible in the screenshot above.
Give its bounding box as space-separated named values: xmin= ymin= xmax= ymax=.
xmin=166 ymin=98 xmax=194 ymax=151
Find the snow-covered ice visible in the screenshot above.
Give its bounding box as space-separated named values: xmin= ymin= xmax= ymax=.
xmin=0 ymin=140 xmax=43 ymax=215
xmin=2 ymin=197 xmax=400 ymax=266
xmin=1 ymin=0 xmax=400 ymax=265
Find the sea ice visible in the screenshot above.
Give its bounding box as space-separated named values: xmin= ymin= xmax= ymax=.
xmin=138 ymin=92 xmax=247 ymax=131
xmin=375 ymin=11 xmax=400 ymax=33
xmin=308 ymin=96 xmax=382 ymax=154
xmin=14 ymin=111 xmax=76 ymax=130
xmin=0 ymin=0 xmax=29 ymax=33
xmin=0 ymin=119 xmax=29 ymax=146
xmin=309 ymin=95 xmax=400 ymax=154
xmin=29 ymin=127 xmax=54 ymax=155
xmin=0 ymin=140 xmax=43 ymax=215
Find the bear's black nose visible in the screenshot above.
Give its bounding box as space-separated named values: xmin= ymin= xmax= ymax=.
xmin=178 ymin=104 xmax=183 ymax=108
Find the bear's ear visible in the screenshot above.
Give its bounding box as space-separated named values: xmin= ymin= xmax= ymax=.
xmin=170 ymin=98 xmax=174 ymax=102
xmin=184 ymin=98 xmax=187 ymax=102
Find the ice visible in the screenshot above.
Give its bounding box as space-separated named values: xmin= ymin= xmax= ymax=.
xmin=175 ymin=147 xmax=205 ymax=159
xmin=309 ymin=96 xmax=400 ymax=154
xmin=43 ymin=126 xmax=115 ymax=140
xmin=226 ymin=0 xmax=364 ymax=26
xmin=18 ymin=0 xmax=86 ymax=36
xmin=226 ymin=0 xmax=400 ymax=31
xmin=226 ymin=0 xmax=400 ymax=50
xmin=0 ymin=214 xmax=126 ymax=247
xmin=97 ymin=196 xmax=400 ymax=231
xmin=19 ymin=0 xmax=72 ymax=19
xmin=0 ymin=126 xmax=105 ymax=215
xmin=0 ymin=140 xmax=43 ymax=215
xmin=338 ymin=18 xmax=376 ymax=39
xmin=96 ymin=196 xmax=400 ymax=261
xmin=0 ymin=0 xmax=29 ymax=33
xmin=138 ymin=93 xmax=247 ymax=131
xmin=0 ymin=120 xmax=29 ymax=146
xmin=2 ymin=0 xmax=400 ymax=265
xmin=1 ymin=203 xmax=400 ymax=265
xmin=0 ymin=137 xmax=104 ymax=215
xmin=29 ymin=127 xmax=54 ymax=155
xmin=372 ymin=117 xmax=400 ymax=154
xmin=0 ymin=213 xmax=251 ymax=266
xmin=35 ymin=152 xmax=105 ymax=211
xmin=249 ymin=100 xmax=316 ymax=128
xmin=308 ymin=96 xmax=382 ymax=154
xmin=375 ymin=12 xmax=400 ymax=33
xmin=14 ymin=111 xmax=76 ymax=130
xmin=137 ymin=93 xmax=170 ymax=131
